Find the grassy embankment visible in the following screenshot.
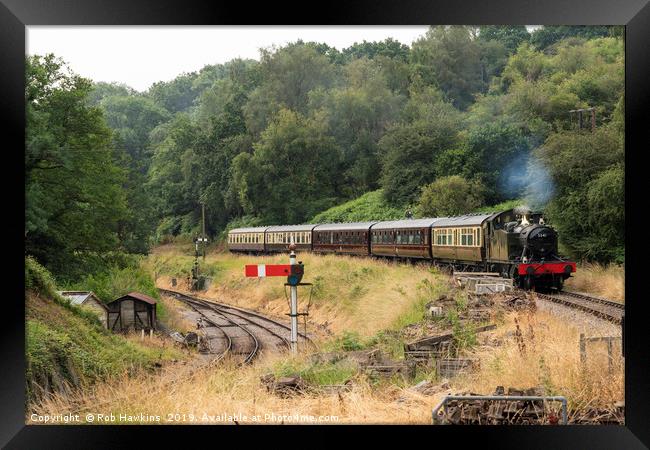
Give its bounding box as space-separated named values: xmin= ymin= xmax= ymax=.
xmin=147 ymin=244 xmax=447 ymax=339
xmin=25 ymin=257 xmax=184 ymax=412
xmin=32 ymin=247 xmax=623 ymax=423
xmin=565 ymin=262 xmax=624 ymax=302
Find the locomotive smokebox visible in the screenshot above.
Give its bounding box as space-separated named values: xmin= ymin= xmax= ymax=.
xmin=519 ymin=224 xmax=558 ymax=259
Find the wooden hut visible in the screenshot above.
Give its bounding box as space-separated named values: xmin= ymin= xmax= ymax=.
xmin=106 ymin=292 xmax=157 ymax=332
xmin=58 ymin=291 xmax=108 ymax=328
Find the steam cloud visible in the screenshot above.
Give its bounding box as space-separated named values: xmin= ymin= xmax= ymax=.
xmin=499 ymin=152 xmax=555 ymax=210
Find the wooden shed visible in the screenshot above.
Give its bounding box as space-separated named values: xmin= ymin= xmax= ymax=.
xmin=106 ymin=292 xmax=157 ymax=332
xmin=58 ymin=291 xmax=108 ymax=328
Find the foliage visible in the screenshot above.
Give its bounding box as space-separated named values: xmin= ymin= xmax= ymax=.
xmin=529 ymin=26 xmax=612 ymax=51
xmin=478 ymin=26 xmax=530 ymax=54
xmin=417 ymin=176 xmax=484 ymax=217
xmin=27 ymin=28 xmax=625 ymax=265
xmin=25 ymin=54 xmax=129 ymax=281
xmin=25 ymin=255 xmax=60 ymax=299
xmin=379 ymin=93 xmax=462 ymax=204
xmin=67 ymin=258 xmax=160 ymax=304
xmin=232 ymin=109 xmax=341 ymax=224
xmin=310 ymin=190 xmax=406 ymax=223
xmin=534 ymin=123 xmax=624 ymax=262
xmin=410 ymin=26 xmax=486 ymax=110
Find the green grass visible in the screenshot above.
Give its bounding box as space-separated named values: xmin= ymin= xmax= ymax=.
xmin=25 ymin=257 xmax=183 ymax=403
xmin=310 ymin=189 xmax=407 ymax=223
xmin=273 ymin=357 xmax=357 ymax=386
xmin=26 ymin=294 xmax=182 ymax=402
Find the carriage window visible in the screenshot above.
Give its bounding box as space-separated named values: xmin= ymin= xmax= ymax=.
xmin=408 ymin=232 xmax=414 ymax=244
xmin=460 ymin=228 xmax=473 ymax=246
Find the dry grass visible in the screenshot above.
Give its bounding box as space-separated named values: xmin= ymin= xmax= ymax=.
xmin=156 ymin=294 xmax=197 ymax=334
xmin=29 ymin=247 xmax=623 ymax=425
xmin=148 ymin=249 xmax=449 ymax=339
xmin=460 ymin=309 xmax=624 ymax=417
xmin=29 ymin=350 xmax=435 ymax=424
xmin=29 ymin=307 xmax=622 ymax=424
xmin=565 ymin=262 xmax=625 ymax=303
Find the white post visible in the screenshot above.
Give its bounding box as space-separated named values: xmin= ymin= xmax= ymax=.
xmin=289 ymin=239 xmax=298 ymax=354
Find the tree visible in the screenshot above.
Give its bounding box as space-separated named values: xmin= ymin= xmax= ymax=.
xmin=341 ymin=38 xmax=410 ymax=62
xmin=417 ymin=176 xmax=484 ymax=217
xmin=88 ymin=81 xmax=136 ymax=106
xmin=534 ymin=122 xmax=624 ymax=263
xmin=311 ymin=58 xmax=405 ymax=197
xmin=232 ymin=109 xmax=341 ymax=224
xmin=410 ymin=26 xmax=485 ymax=109
xmin=465 ymin=121 xmax=531 ymax=204
xmin=256 ymin=42 xmax=337 ymax=113
xmin=478 ymin=26 xmax=530 ymax=54
xmin=100 ymin=95 xmax=170 ymax=171
xmin=147 ymin=72 xmax=199 ymax=113
xmin=25 ymin=54 xmax=128 ymax=279
xmin=379 ymin=92 xmax=462 ymax=204
xmin=530 ymin=26 xmax=611 ymax=50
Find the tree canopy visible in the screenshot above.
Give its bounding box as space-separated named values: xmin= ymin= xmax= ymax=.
xmin=26 ymin=26 xmax=626 ymax=275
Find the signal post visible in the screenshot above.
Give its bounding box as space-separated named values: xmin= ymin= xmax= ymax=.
xmin=244 ymin=240 xmax=305 ymax=354
xmin=288 ymin=243 xmax=299 ymax=353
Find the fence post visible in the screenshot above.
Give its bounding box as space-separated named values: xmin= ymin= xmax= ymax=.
xmin=579 ymin=333 xmax=586 ymax=364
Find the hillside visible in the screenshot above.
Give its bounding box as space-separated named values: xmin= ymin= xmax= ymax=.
xmin=310 ymin=190 xmax=407 ymax=223
xmin=25 ymin=257 xmax=182 ymax=404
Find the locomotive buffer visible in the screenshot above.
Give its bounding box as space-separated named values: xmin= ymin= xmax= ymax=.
xmin=244 ymin=239 xmax=306 ymax=353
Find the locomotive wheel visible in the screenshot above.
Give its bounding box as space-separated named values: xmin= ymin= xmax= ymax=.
xmin=524 ymin=276 xmax=533 ymax=290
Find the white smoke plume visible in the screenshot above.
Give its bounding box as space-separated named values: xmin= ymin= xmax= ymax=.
xmin=499 ymin=152 xmax=555 ymax=210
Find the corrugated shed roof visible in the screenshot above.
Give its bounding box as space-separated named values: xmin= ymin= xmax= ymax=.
xmin=431 ymin=213 xmax=494 ymax=227
xmin=109 ymin=291 xmax=157 ymax=305
xmin=313 ymin=221 xmax=378 ymax=231
xmin=265 ymin=224 xmax=318 ymax=232
xmin=371 ymin=218 xmax=444 ymax=230
xmin=58 ymin=291 xmax=94 ymax=306
xmin=229 ymin=226 xmax=271 ymax=233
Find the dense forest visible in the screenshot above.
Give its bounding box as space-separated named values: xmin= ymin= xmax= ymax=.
xmin=25 ymin=25 xmax=625 ymax=283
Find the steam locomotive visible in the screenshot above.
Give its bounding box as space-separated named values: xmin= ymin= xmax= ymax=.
xmin=227 ymin=208 xmax=576 ymax=291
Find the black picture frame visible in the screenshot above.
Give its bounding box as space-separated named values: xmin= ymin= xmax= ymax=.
xmin=3 ymin=0 xmax=649 ymax=447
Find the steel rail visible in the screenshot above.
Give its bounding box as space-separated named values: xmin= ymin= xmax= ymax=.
xmin=533 ymin=290 xmax=624 ymax=324
xmin=172 ymin=293 xmax=261 ymax=364
xmin=161 ymin=290 xmax=233 ymax=362
xmin=163 ymin=290 xmax=289 ymax=350
xmin=159 ymin=288 xmax=315 ymax=347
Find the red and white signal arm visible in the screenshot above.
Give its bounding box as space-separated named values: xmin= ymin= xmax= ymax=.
xmin=245 ymin=264 xmax=292 ymax=278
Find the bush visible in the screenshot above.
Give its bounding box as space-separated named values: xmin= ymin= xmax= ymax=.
xmin=67 ymin=258 xmax=159 ymax=304
xmin=25 ymin=256 xmax=59 ymax=299
xmin=417 ymin=175 xmax=484 ymax=217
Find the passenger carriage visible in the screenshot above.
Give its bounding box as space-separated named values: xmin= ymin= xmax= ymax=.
xmin=370 ymin=218 xmax=441 ymax=259
xmin=264 ymin=224 xmax=316 ymax=253
xmin=227 ymin=226 xmax=269 ymax=253
xmin=312 ymin=222 xmax=378 ymax=255
xmin=430 ymin=213 xmax=493 ymax=264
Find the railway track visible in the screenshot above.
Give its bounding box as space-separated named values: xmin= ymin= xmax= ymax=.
xmin=159 ymin=288 xmax=313 ymax=364
xmin=533 ymin=290 xmax=624 ymax=324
